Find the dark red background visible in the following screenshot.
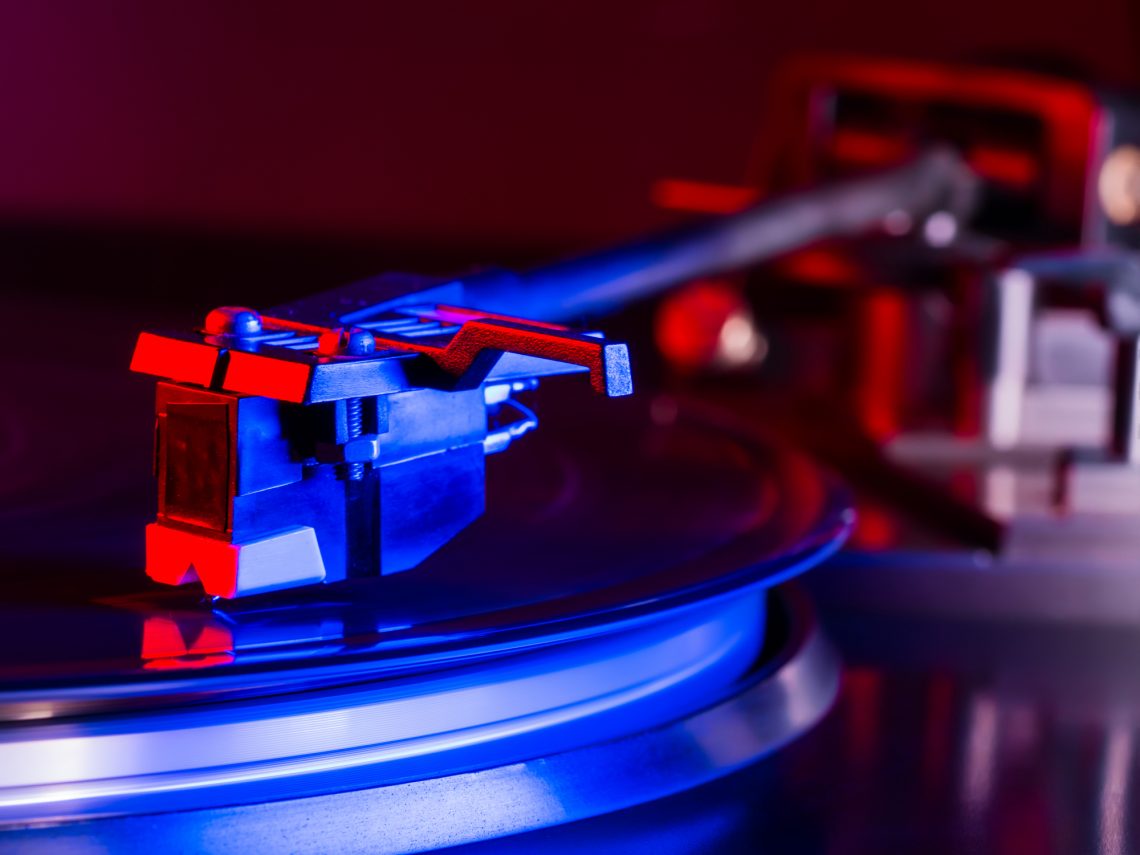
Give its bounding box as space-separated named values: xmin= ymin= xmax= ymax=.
xmin=1 ymin=1 xmax=1137 ymax=254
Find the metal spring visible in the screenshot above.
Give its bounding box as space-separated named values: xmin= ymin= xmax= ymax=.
xmin=343 ymin=397 xmax=365 ymax=481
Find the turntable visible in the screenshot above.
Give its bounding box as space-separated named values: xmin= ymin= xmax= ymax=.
xmin=6 ymin=53 xmax=1140 ymax=855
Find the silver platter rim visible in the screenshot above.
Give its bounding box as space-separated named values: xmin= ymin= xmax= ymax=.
xmin=4 ymin=585 xmax=839 ymax=853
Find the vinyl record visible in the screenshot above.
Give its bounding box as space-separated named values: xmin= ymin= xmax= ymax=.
xmin=0 ymin=384 xmax=852 ymax=847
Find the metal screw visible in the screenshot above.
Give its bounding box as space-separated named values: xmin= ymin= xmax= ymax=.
xmin=204 ymin=306 xmax=263 ymax=337
xmin=318 ymin=327 xmax=376 ymax=357
xmin=318 ymin=328 xmax=376 ymax=482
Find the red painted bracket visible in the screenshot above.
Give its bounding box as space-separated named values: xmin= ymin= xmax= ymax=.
xmin=260 ymin=308 xmax=633 ymax=397
xmin=372 ymin=316 xmax=632 ymax=397
xmin=132 ymin=306 xmax=633 ymax=400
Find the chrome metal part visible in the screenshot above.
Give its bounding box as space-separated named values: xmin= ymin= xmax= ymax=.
xmin=983 ymin=268 xmax=1035 ymax=449
xmin=0 ymin=588 xmax=839 ymax=854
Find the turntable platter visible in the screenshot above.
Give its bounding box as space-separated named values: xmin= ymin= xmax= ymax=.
xmin=0 ymin=387 xmax=850 ymax=705
xmin=0 ymin=386 xmax=850 ymax=839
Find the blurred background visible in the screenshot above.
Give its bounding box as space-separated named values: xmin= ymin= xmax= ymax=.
xmin=2 ymin=0 xmax=1138 ymax=305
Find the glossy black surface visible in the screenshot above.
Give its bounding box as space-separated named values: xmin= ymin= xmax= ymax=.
xmin=446 ymin=602 xmax=1140 ymax=855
